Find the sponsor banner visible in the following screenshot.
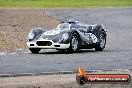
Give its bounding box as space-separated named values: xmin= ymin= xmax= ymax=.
xmin=76 ymin=67 xmax=131 ymax=85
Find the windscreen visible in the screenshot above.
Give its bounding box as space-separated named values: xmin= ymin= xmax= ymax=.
xmin=56 ymin=23 xmax=70 ymax=30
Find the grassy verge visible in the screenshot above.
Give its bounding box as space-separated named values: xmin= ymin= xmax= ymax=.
xmin=0 ymin=0 xmax=132 ymax=7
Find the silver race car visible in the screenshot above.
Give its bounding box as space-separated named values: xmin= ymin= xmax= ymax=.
xmin=27 ymin=19 xmax=107 ymax=53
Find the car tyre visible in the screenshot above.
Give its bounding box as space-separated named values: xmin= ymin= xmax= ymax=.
xmin=95 ymin=33 xmax=106 ymax=51
xmin=29 ymin=48 xmax=41 ymax=53
xmin=67 ymin=33 xmax=80 ymax=52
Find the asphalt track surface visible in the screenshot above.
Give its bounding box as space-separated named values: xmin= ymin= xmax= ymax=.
xmin=0 ymin=7 xmax=132 ymax=74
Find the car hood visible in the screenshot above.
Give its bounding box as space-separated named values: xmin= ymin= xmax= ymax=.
xmin=38 ymin=29 xmax=68 ymax=42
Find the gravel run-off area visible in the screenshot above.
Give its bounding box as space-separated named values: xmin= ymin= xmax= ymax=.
xmin=0 ymin=7 xmax=60 ymax=51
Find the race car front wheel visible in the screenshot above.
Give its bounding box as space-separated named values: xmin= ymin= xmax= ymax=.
xmin=67 ymin=33 xmax=80 ymax=52
xmin=95 ymin=33 xmax=106 ymax=51
xmin=29 ymin=48 xmax=41 ymax=53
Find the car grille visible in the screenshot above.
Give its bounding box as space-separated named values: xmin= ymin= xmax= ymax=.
xmin=36 ymin=41 xmax=52 ymax=46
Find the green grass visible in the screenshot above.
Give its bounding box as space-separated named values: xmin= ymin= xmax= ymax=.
xmin=0 ymin=0 xmax=132 ymax=7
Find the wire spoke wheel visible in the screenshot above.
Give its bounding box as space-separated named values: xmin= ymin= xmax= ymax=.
xmin=95 ymin=33 xmax=106 ymax=51
xmin=67 ymin=33 xmax=80 ymax=52
xmin=100 ymin=34 xmax=106 ymax=48
xmin=71 ymin=36 xmax=78 ymax=51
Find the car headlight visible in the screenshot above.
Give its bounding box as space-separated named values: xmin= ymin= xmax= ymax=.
xmin=27 ymin=32 xmax=35 ymax=40
xmin=59 ymin=33 xmax=69 ymax=42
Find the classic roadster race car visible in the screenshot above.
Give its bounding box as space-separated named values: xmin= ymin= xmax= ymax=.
xmin=27 ymin=19 xmax=107 ymax=53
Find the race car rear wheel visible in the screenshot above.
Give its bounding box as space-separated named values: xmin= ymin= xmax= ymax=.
xmin=29 ymin=48 xmax=41 ymax=53
xmin=67 ymin=33 xmax=80 ymax=52
xmin=95 ymin=33 xmax=106 ymax=51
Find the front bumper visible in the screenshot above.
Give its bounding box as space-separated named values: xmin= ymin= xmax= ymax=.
xmin=27 ymin=39 xmax=70 ymax=49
